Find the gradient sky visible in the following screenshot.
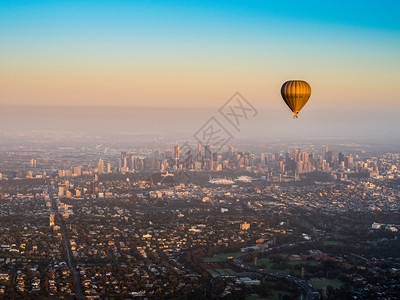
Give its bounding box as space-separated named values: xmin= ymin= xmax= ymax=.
xmin=1 ymin=0 xmax=400 ymax=113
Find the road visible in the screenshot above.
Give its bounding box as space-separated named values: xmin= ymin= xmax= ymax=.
xmin=48 ymin=183 xmax=83 ymax=300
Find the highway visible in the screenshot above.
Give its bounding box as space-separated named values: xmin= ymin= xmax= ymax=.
xmin=48 ymin=183 xmax=83 ymax=300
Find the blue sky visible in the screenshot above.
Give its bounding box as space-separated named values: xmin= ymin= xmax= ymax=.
xmin=0 ymin=0 xmax=399 ymax=111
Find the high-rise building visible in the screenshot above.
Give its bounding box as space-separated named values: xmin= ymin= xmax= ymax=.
xmin=30 ymin=159 xmax=37 ymax=168
xmin=228 ymin=145 xmax=235 ymax=159
xmin=347 ymin=154 xmax=354 ymax=168
xmin=326 ymin=151 xmax=334 ymax=165
xmin=279 ymin=161 xmax=285 ymax=173
xmin=338 ymin=152 xmax=345 ymax=164
xmin=205 ymin=145 xmax=212 ymax=160
xmin=296 ymin=161 xmax=304 ymax=173
xmin=120 ymin=152 xmax=128 ymax=172
xmin=128 ymin=154 xmax=135 ymax=170
xmin=174 ymin=145 xmax=180 ymax=163
xmin=107 ymin=162 xmax=112 ymax=173
xmin=197 ymin=141 xmax=202 ymax=161
xmin=98 ymin=159 xmax=104 ymax=174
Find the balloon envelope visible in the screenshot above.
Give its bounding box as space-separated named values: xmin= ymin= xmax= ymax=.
xmin=281 ymin=80 xmax=311 ymax=118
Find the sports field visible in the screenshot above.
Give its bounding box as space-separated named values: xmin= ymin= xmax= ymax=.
xmin=310 ymin=279 xmax=343 ymax=290
xmin=203 ymin=252 xmax=243 ymax=262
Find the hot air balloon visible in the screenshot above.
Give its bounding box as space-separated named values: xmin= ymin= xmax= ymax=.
xmin=281 ymin=80 xmax=311 ymax=119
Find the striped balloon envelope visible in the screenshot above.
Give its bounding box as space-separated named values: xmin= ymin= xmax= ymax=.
xmin=281 ymin=80 xmax=311 ymax=118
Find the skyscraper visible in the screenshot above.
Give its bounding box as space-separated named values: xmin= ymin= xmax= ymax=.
xmin=197 ymin=141 xmax=202 ymax=162
xmin=174 ymin=145 xmax=180 ymax=165
xmin=98 ymin=159 xmax=104 ymax=174
xmin=30 ymin=159 xmax=37 ymax=168
xmin=205 ymin=145 xmax=211 ymax=160
xmin=339 ymin=152 xmax=345 ymax=164
xmin=326 ymin=151 xmax=334 ymax=166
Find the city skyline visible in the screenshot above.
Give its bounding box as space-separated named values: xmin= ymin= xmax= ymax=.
xmin=0 ymin=136 xmax=399 ymax=298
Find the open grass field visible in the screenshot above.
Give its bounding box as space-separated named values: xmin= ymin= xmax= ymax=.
xmin=288 ymin=260 xmax=318 ymax=266
xmin=310 ymin=279 xmax=343 ymax=290
xmin=203 ymin=252 xmax=243 ymax=262
xmin=334 ymin=234 xmax=350 ymax=240
xmin=273 ymin=268 xmax=301 ymax=276
xmin=246 ymin=290 xmax=294 ymax=300
xmin=254 ymin=257 xmax=274 ymax=269
xmin=254 ymin=257 xmax=314 ymax=275
xmin=207 ymin=269 xmax=219 ymax=275
xmin=215 ymin=268 xmax=237 ymax=275
xmin=207 ymin=268 xmax=259 ymax=277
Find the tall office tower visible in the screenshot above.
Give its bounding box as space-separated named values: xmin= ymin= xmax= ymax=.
xmin=261 ymin=153 xmax=265 ymax=166
xmin=279 ymin=161 xmax=285 ymax=173
xmin=123 ymin=156 xmax=128 ymax=169
xmin=184 ymin=149 xmax=193 ymax=168
xmin=310 ymin=151 xmax=315 ymax=161
xmin=294 ymin=148 xmax=300 ymax=162
xmin=324 ymin=145 xmax=329 ymax=154
xmin=107 ymin=162 xmax=111 ymax=173
xmin=197 ymin=141 xmax=202 ymax=161
xmin=322 ymin=159 xmax=329 ymax=172
xmin=302 ymin=152 xmax=309 ymax=163
xmin=338 ymin=152 xmax=345 ymax=164
xmin=127 ymin=153 xmax=135 ymax=170
xmin=98 ymin=159 xmax=104 ymax=174
xmin=154 ymin=150 xmax=160 ymax=160
xmin=228 ymin=145 xmax=235 ymax=159
xmin=90 ymin=181 xmax=96 ymax=195
xmin=119 ymin=152 xmax=128 ymax=170
xmin=205 ymin=145 xmax=212 ymax=160
xmin=346 ymin=154 xmax=354 ymax=168
xmin=326 ymin=151 xmax=334 ymax=165
xmin=174 ymin=145 xmax=180 ymax=162
xmin=30 ymin=159 xmax=37 ymax=168
xmin=73 ymin=166 xmax=82 ymax=176
xmin=243 ymin=153 xmax=250 ymax=167
xmin=149 ymin=158 xmax=156 ymax=170
xmin=205 ymin=159 xmax=214 ymax=171
xmin=216 ymin=154 xmax=222 ymax=165
xmin=49 ymin=213 xmax=55 ymax=227
xmin=296 ymin=161 xmax=304 ymax=174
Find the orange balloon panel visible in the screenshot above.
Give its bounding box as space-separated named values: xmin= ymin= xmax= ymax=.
xmin=281 ymin=80 xmax=311 ymax=118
